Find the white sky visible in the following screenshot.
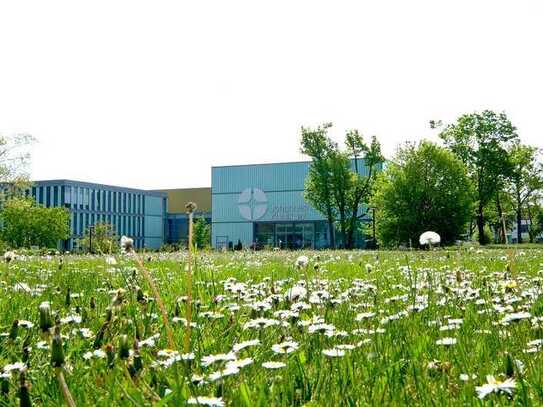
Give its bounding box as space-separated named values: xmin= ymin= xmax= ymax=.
xmin=1 ymin=1 xmax=542 ymax=190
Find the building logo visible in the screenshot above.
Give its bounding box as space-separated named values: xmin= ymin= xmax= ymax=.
xmin=238 ymin=188 xmax=267 ymax=221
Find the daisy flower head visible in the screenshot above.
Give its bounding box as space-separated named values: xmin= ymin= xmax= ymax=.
xmin=436 ymin=337 xmax=457 ymax=346
xmin=262 ymin=361 xmax=286 ymax=369
xmin=476 ymin=375 xmax=516 ymax=399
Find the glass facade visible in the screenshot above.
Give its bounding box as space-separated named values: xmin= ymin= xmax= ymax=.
xmin=29 ymin=181 xmax=166 ymax=251
xmin=165 ymin=212 xmax=212 ymax=246
xmin=255 ymin=221 xmax=329 ymax=249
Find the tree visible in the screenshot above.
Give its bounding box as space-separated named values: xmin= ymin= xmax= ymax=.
xmin=301 ymin=123 xmax=384 ymax=249
xmin=437 ymin=110 xmax=519 ymax=244
xmin=486 ymin=190 xmax=515 ymax=243
xmin=507 ymin=144 xmax=543 ymax=243
xmin=372 ymin=141 xmax=474 ymax=247
xmin=527 ymin=203 xmax=543 ymax=243
xmin=1 ymin=197 xmax=70 ymax=248
xmin=300 ymin=123 xmax=337 ymax=249
xmin=193 ymin=217 xmax=211 ymax=249
xmin=77 ymin=222 xmax=119 ymax=254
xmin=0 ymin=133 xmax=35 ymax=199
xmin=344 ymin=131 xmax=384 ymax=249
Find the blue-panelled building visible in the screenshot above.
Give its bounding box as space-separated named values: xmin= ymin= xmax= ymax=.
xmin=211 ymin=160 xmax=373 ymax=250
xmin=30 ymin=180 xmax=167 ymax=250
xmin=10 ymin=159 xmax=375 ymax=251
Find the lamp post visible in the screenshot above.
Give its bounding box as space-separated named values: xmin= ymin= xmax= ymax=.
xmin=89 ymin=225 xmax=95 ymax=254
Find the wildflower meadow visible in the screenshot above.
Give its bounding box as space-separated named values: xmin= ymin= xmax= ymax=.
xmin=2 ymin=247 xmax=543 ymax=406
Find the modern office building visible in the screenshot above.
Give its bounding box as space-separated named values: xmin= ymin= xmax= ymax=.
xmin=29 ymin=180 xmax=167 ymax=250
xmin=1 ymin=158 xmax=377 ymax=251
xmin=158 ymin=187 xmax=212 ymax=245
xmin=211 ymin=160 xmax=374 ymax=250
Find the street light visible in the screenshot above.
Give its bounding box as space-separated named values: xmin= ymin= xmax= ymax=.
xmin=89 ymin=225 xmax=95 ymax=254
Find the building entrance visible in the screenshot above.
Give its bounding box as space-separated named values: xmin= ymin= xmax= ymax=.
xmin=254 ymin=222 xmax=328 ymax=249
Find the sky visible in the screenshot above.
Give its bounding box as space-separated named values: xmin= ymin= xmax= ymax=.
xmin=1 ymin=1 xmax=542 ymax=190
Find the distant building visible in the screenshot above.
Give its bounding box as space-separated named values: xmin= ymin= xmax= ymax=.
xmin=30 ymin=180 xmax=167 ymax=250
xmin=508 ymin=219 xmax=543 ymax=243
xmin=157 ymin=187 xmax=211 ymax=245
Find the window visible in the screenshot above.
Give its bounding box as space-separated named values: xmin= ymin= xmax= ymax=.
xmin=65 ymin=187 xmax=72 ymax=207
xmin=255 ymin=223 xmax=274 ymax=247
xmin=53 ymin=186 xmax=59 ymax=206
xmin=78 ymin=187 xmax=83 ymax=210
xmin=315 ymin=222 xmax=330 ymax=249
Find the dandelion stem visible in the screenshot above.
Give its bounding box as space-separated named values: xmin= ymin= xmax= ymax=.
xmin=56 ymin=368 xmax=76 ymax=407
xmin=132 ymin=254 xmax=175 ymax=349
xmin=184 ymin=208 xmax=194 ymax=354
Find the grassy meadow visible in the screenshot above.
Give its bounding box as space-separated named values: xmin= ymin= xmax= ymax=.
xmin=2 ymin=248 xmax=543 ymax=406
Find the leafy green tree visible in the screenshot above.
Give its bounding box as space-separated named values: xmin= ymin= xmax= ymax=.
xmin=300 ymin=123 xmax=337 ymax=249
xmin=372 ymin=141 xmax=474 ymax=247
xmin=193 ymin=217 xmax=211 ymax=249
xmin=437 ymin=110 xmax=519 ymax=244
xmin=0 ymin=133 xmax=35 ymax=201
xmin=1 ymin=197 xmax=70 ymax=248
xmin=527 ymin=203 xmax=543 ymax=243
xmin=507 ymin=144 xmax=543 ymax=243
xmin=77 ymin=222 xmax=119 ymax=254
xmin=301 ymin=123 xmax=384 ymax=249
xmin=344 ymin=130 xmax=384 ymax=248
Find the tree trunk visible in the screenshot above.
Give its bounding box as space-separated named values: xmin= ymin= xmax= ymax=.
xmin=516 ymin=209 xmax=522 ymax=244
xmin=527 ymin=205 xmax=534 ymax=243
xmin=345 ymin=210 xmax=359 ymax=250
xmin=495 ymin=191 xmax=506 ymax=244
xmin=345 ymin=225 xmax=354 ymax=250
xmin=338 ymin=210 xmax=347 ymax=249
xmin=516 ymin=192 xmax=522 ymax=244
xmin=477 ymin=201 xmax=485 ymax=245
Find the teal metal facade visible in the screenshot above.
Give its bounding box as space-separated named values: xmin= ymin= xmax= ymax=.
xmin=211 ymin=160 xmax=373 ymax=249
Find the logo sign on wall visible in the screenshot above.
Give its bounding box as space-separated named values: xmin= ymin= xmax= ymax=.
xmin=238 ymin=188 xmax=268 ymax=221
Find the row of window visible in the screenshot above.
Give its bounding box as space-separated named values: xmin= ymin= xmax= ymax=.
xmin=71 ymin=212 xmax=145 ymax=238
xmin=31 ymin=185 xmax=147 ymax=214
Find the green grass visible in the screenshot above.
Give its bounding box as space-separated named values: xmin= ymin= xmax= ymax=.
xmin=1 ymin=248 xmax=543 ymax=406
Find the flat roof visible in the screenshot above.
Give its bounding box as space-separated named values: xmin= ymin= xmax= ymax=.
xmin=212 ymin=160 xmax=312 ymax=169
xmin=32 ymin=179 xmax=167 ymax=196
